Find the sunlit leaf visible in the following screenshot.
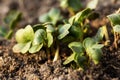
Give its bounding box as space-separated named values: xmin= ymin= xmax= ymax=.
xmin=13 ymin=41 xmax=31 ymax=54
xmin=69 ymin=8 xmax=92 ymax=24
xmin=12 ymin=43 xmax=26 ymax=53
xmin=63 ymin=53 xmax=75 ymax=65
xmin=21 ymin=41 xmax=32 ymax=54
xmin=113 ymin=25 xmax=120 ymax=33
xmin=15 ymin=25 xmax=34 ymax=43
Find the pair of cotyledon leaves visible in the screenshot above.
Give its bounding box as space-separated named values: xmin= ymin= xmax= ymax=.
xmin=63 ymin=38 xmax=104 ymax=68
xmin=58 ymin=8 xmax=92 ymax=40
xmin=13 ymin=24 xmax=54 ymax=54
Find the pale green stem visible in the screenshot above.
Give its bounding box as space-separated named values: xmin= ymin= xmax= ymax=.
xmin=53 ymin=46 xmax=59 ymax=62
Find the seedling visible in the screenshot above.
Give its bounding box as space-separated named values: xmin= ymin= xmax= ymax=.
xmin=13 ymin=8 xmax=105 ymax=69
xmin=39 ymin=8 xmax=63 ymax=25
xmin=107 ymin=13 xmax=120 ymax=49
xmin=4 ymin=10 xmax=21 ymax=39
xmin=63 ymin=28 xmax=104 ymax=69
xmin=13 ymin=23 xmax=55 ymax=54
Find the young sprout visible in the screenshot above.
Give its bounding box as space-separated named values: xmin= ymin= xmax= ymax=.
xmin=107 ymin=12 xmax=120 ymax=49
xmin=4 ymin=11 xmax=21 ymax=39
xmin=39 ymin=8 xmax=62 ymax=25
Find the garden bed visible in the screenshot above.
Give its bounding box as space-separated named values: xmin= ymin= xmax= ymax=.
xmin=0 ymin=0 xmax=120 ymax=80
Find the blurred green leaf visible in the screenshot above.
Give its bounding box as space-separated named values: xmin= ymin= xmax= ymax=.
xmin=83 ymin=38 xmax=103 ymax=64
xmin=39 ymin=8 xmax=62 ymax=25
xmin=58 ymin=24 xmax=71 ymax=39
xmin=68 ymin=42 xmax=84 ymax=54
xmin=63 ymin=53 xmax=75 ymax=65
xmin=107 ymin=13 xmax=120 ymax=26
xmin=33 ymin=29 xmax=46 ymax=45
xmin=69 ymin=8 xmax=92 ymax=24
xmin=13 ymin=41 xmax=31 ymax=54
xmin=47 ymin=32 xmax=53 ymax=47
xmin=69 ymin=24 xmax=83 ymax=40
xmin=93 ymin=26 xmax=105 ymax=42
xmin=29 ymin=43 xmax=43 ymax=53
xmin=4 ymin=11 xmax=21 ymax=29
xmin=113 ymin=25 xmax=120 ymax=33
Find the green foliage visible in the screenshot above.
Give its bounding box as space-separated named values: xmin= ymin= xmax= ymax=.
xmin=83 ymin=38 xmax=103 ymax=64
xmin=13 ymin=24 xmax=55 ymax=54
xmin=69 ymin=8 xmax=92 ymax=24
xmin=13 ymin=8 xmax=105 ymax=69
xmin=13 ymin=25 xmax=34 ymax=54
xmin=107 ymin=13 xmax=120 ymax=48
xmin=64 ymin=37 xmax=103 ymax=69
xmin=107 ymin=13 xmax=120 ymax=26
xmin=39 ymin=8 xmax=62 ymax=25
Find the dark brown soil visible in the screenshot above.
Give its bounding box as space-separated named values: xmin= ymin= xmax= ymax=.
xmin=0 ymin=0 xmax=120 ymax=80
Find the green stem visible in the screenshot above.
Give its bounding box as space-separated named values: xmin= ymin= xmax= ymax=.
xmin=53 ymin=46 xmax=59 ymax=62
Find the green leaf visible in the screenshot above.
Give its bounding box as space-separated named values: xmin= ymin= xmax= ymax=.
xmin=93 ymin=26 xmax=105 ymax=42
xmin=69 ymin=25 xmax=83 ymax=40
xmin=4 ymin=11 xmax=21 ymax=29
xmin=107 ymin=13 xmax=120 ymax=25
xmin=68 ymin=42 xmax=84 ymax=55
xmin=29 ymin=43 xmax=43 ymax=53
xmin=45 ymin=25 xmax=55 ymax=33
xmin=83 ymin=38 xmax=95 ymax=49
xmin=39 ymin=14 xmax=50 ymax=23
xmin=48 ymin=8 xmax=61 ymax=25
xmin=113 ymin=25 xmax=120 ymax=33
xmin=58 ymin=24 xmax=71 ymax=39
xmin=12 ymin=43 xmax=26 ymax=53
xmin=13 ymin=41 xmax=31 ymax=54
xmin=89 ymin=49 xmax=102 ymax=64
xmin=39 ymin=8 xmax=62 ymax=25
xmin=15 ymin=25 xmax=34 ymax=43
xmin=21 ymin=41 xmax=32 ymax=54
xmin=33 ymin=29 xmax=46 ymax=45
xmin=83 ymin=38 xmax=103 ymax=64
xmin=47 ymin=33 xmax=53 ymax=47
xmin=74 ymin=54 xmax=86 ymax=68
xmin=0 ymin=26 xmax=7 ymax=37
xmin=63 ymin=53 xmax=75 ymax=65
xmin=69 ymin=8 xmax=92 ymax=24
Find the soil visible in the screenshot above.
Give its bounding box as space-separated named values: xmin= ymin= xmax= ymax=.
xmin=0 ymin=0 xmax=120 ymax=80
